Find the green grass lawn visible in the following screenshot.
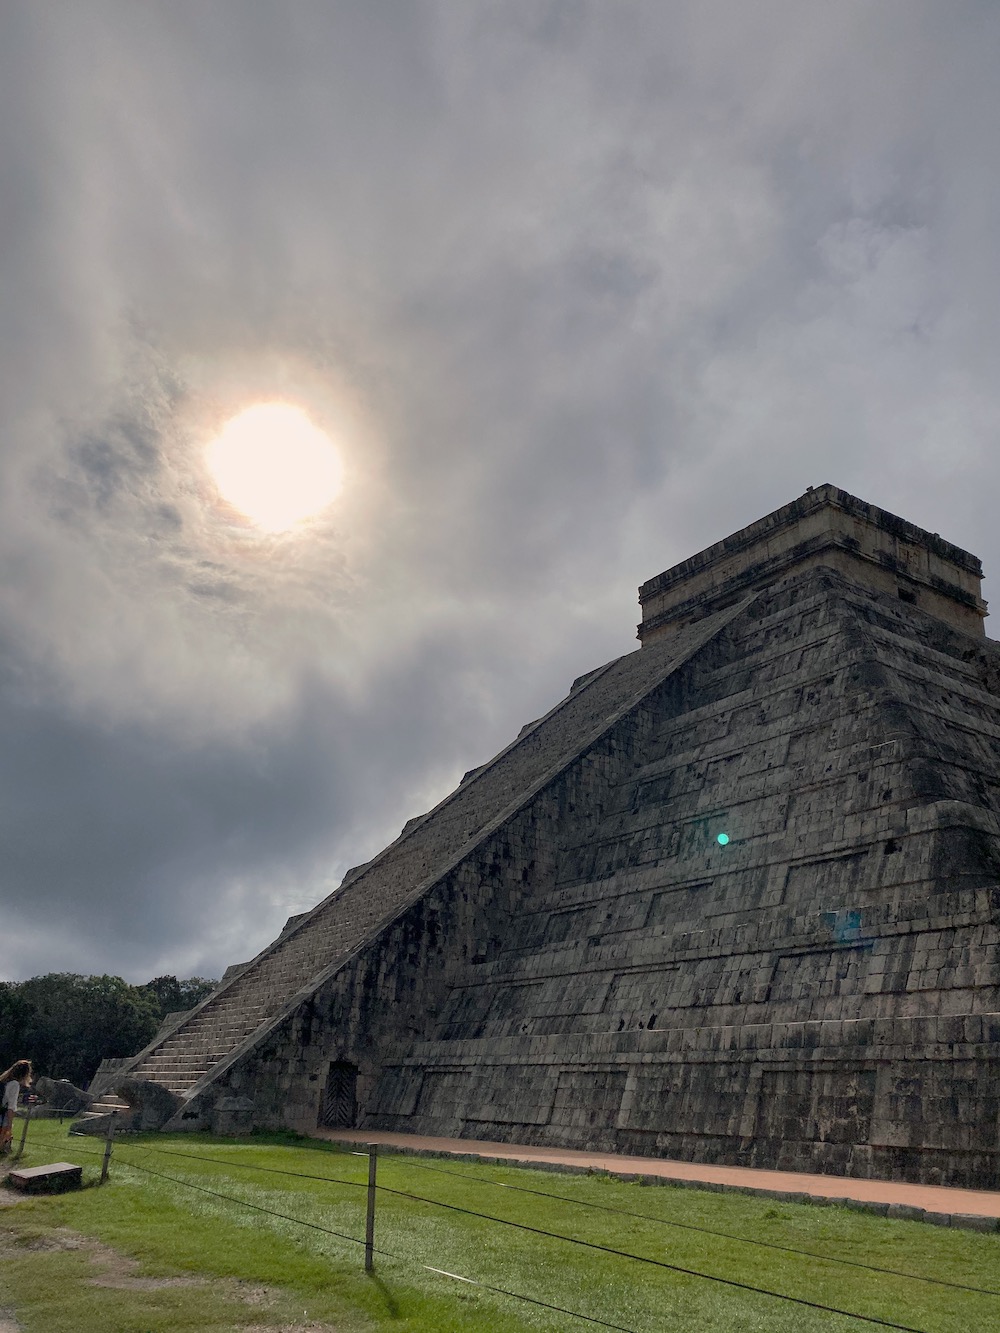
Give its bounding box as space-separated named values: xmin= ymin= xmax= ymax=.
xmin=1 ymin=1120 xmax=998 ymax=1332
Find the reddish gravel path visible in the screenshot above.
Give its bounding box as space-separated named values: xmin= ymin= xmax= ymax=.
xmin=314 ymin=1129 xmax=1000 ymax=1223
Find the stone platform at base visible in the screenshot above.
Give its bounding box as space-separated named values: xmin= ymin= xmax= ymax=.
xmin=314 ymin=1129 xmax=1000 ymax=1232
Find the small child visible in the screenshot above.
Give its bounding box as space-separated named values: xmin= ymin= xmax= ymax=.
xmin=0 ymin=1060 xmax=32 ymax=1154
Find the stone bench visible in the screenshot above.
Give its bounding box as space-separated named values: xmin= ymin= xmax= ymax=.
xmin=7 ymin=1163 xmax=83 ymax=1194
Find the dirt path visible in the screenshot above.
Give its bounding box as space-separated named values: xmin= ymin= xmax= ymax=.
xmin=316 ymin=1128 xmax=1000 ymax=1225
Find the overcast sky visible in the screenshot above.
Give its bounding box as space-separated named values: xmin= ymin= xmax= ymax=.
xmin=2 ymin=2 xmax=998 ymax=983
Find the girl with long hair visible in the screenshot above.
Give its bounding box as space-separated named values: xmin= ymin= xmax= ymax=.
xmin=0 ymin=1060 xmax=32 ymax=1154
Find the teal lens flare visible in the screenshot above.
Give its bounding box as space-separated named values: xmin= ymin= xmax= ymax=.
xmin=716 ymin=832 xmax=730 ymax=845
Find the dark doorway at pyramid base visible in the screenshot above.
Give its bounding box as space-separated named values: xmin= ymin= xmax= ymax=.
xmin=320 ymin=1061 xmax=358 ymax=1129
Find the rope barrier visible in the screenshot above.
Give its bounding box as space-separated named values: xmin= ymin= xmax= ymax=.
xmin=378 ymin=1150 xmax=1000 ymax=1297
xmin=356 ymin=1177 xmax=935 ymax=1332
xmin=115 ymin=1139 xmax=1000 ymax=1296
xmin=64 ymin=1139 xmax=643 ymax=1332
xmin=24 ymin=1127 xmax=951 ymax=1331
xmin=105 ymin=1138 xmax=935 ymax=1331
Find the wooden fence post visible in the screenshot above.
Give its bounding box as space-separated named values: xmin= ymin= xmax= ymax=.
xmin=365 ymin=1143 xmax=378 ymax=1273
xmin=13 ymin=1101 xmax=33 ymax=1160
xmin=99 ymin=1111 xmax=116 ymax=1184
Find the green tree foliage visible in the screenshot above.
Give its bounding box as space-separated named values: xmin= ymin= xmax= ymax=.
xmin=0 ymin=973 xmax=218 ymax=1086
xmin=0 ymin=981 xmax=30 ymax=1056
xmin=141 ymin=975 xmax=216 ymax=1022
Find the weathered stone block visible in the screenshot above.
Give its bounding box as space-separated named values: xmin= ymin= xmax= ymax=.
xmin=115 ymin=1079 xmax=182 ymax=1131
xmin=34 ymin=1077 xmax=92 ymax=1115
xmin=212 ymin=1096 xmax=256 ymax=1136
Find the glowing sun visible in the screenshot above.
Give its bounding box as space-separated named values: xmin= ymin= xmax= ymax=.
xmin=206 ymin=403 xmax=343 ymax=531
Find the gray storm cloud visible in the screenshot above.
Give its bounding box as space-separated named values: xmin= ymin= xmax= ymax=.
xmin=1 ymin=1 xmax=998 ymax=980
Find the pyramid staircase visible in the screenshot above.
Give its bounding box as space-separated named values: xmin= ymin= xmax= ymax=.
xmin=117 ymin=600 xmax=751 ymax=1102
xmin=73 ymin=1093 xmax=130 ymax=1125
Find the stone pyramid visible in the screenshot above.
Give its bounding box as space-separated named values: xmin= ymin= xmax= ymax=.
xmin=122 ymin=485 xmax=1000 ymax=1188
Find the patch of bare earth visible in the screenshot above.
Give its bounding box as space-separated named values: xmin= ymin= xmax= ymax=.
xmin=0 ymin=1227 xmax=342 ymax=1330
xmin=242 ymin=1327 xmax=338 ymax=1333
xmin=0 ymin=1161 xmax=30 ymax=1209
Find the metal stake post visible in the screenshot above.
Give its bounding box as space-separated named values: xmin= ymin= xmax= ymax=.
xmin=14 ymin=1101 xmax=33 ymax=1160
xmin=99 ymin=1111 xmax=116 ymax=1184
xmin=365 ymin=1142 xmax=378 ymax=1273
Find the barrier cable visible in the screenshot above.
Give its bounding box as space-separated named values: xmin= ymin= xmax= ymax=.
xmin=40 ymin=1133 xmax=943 ymax=1330
xmin=354 ymin=1179 xmax=936 ymax=1333
xmin=372 ymin=1150 xmax=1000 ymax=1298
xmin=111 ymin=1139 xmax=1000 ymax=1302
xmin=65 ymin=1139 xmax=643 ymax=1332
xmin=418 ymin=1266 xmax=637 ymax=1331
xmin=108 ymin=1139 xmax=934 ymax=1332
xmin=50 ymin=1138 xmax=369 ymax=1250
xmin=103 ymin=1139 xmax=369 ymax=1189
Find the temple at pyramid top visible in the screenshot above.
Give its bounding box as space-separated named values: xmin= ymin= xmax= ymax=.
xmin=638 ymin=482 xmax=987 ymax=642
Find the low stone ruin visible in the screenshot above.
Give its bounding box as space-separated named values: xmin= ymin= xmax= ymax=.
xmin=70 ymin=1077 xmax=181 ymax=1135
xmin=33 ymin=1077 xmax=93 ymax=1117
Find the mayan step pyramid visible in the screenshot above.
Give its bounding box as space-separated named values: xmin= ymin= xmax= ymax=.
xmin=121 ymin=485 xmax=1000 ymax=1189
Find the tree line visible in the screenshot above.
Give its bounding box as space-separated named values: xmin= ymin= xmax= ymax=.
xmin=0 ymin=973 xmax=217 ymax=1087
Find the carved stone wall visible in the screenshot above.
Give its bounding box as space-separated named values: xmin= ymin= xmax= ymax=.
xmin=193 ymin=561 xmax=1000 ymax=1188
xmin=137 ymin=487 xmax=1000 ymax=1188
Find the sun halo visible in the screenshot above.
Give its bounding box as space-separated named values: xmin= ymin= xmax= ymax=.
xmin=206 ymin=402 xmax=344 ymax=532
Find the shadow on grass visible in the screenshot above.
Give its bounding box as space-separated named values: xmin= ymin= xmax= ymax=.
xmin=367 ymin=1271 xmax=403 ymax=1318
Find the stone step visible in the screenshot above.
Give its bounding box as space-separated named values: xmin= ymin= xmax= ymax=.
xmin=158 ymin=1032 xmax=264 ymax=1047
xmin=183 ymin=1007 xmax=268 ymax=1018
xmin=157 ymin=1017 xmax=270 ymax=1040
xmin=140 ymin=1049 xmax=232 ymax=1063
xmin=163 ymin=1011 xmax=269 ymax=1028
xmin=137 ymin=1068 xmax=218 ymax=1081
xmin=90 ymin=1099 xmax=129 ymax=1115
xmin=180 ymin=1020 xmax=265 ymax=1033
xmin=143 ymin=1062 xmax=205 ymax=1072
xmin=145 ymin=1041 xmax=255 ymax=1060
xmin=136 ymin=1073 xmax=213 ymax=1085
xmin=138 ymin=1078 xmax=201 ymax=1094
xmin=141 ymin=1052 xmax=226 ymax=1064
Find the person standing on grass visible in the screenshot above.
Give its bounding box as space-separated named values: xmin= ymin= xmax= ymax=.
xmin=0 ymin=1060 xmax=32 ymax=1154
